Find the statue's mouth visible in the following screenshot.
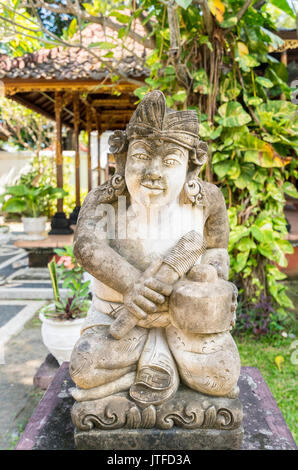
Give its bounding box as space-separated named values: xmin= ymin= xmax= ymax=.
xmin=141 ymin=181 xmax=166 ymax=191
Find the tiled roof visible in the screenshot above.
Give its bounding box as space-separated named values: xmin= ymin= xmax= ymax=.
xmin=0 ymin=23 xmax=149 ymax=81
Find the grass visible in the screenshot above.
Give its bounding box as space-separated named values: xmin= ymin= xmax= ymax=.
xmin=235 ymin=334 xmax=297 ymax=444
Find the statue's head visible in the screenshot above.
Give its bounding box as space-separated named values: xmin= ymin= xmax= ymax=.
xmin=109 ymin=90 xmax=208 ymax=207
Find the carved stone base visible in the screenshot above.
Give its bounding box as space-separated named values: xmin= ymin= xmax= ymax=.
xmin=74 ymin=426 xmax=244 ymax=450
xmin=71 ymin=385 xmax=243 ymax=449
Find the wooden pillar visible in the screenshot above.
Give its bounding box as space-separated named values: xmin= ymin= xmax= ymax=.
xmin=86 ymin=106 xmax=92 ymax=192
xmin=73 ymin=93 xmax=81 ymax=207
xmin=96 ymin=115 xmax=102 ymax=186
xmin=55 ymin=91 xmax=63 ymax=212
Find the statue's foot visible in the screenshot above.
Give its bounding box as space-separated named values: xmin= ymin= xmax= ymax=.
xmin=129 ymin=366 xmax=179 ymax=407
xmin=70 ymin=371 xmax=136 ymax=402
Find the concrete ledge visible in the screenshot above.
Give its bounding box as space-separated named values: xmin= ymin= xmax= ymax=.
xmin=15 ymin=365 xmax=297 ymax=450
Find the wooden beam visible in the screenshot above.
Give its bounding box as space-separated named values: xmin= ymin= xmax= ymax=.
xmin=3 ymin=79 xmax=139 ymax=95
xmin=92 ymin=99 xmax=135 ymax=107
xmin=99 ymin=110 xmax=134 ymax=118
xmin=55 ymin=91 xmax=64 ymax=213
xmin=10 ymin=94 xmax=55 ymax=123
xmin=73 ymin=92 xmax=81 ymax=207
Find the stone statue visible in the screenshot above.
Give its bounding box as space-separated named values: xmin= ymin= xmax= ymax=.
xmin=70 ymin=91 xmax=243 ymax=450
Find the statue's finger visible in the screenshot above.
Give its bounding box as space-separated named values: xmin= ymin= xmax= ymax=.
xmin=134 ymin=295 xmax=157 ymax=314
xmin=141 ymin=286 xmax=165 ymax=304
xmin=143 ymin=256 xmax=163 ymax=278
xmin=125 ymin=301 xmax=148 ymax=320
xmin=144 ymin=278 xmax=173 ymax=296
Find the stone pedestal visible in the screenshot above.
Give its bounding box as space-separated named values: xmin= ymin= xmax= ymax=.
xmin=15 ymin=364 xmax=297 ymax=450
xmin=75 ymin=427 xmax=243 ymax=450
xmin=71 ymin=386 xmax=243 ymax=450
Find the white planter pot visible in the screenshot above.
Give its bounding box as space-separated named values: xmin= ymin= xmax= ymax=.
xmin=22 ymin=216 xmax=47 ymax=240
xmin=39 ymin=310 xmax=84 ymax=365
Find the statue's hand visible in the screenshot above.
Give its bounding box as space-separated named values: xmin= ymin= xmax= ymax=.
xmin=187 ymin=264 xmax=218 ymax=283
xmin=123 ymin=276 xmax=173 ymax=321
xmin=123 ymin=258 xmax=174 ymax=320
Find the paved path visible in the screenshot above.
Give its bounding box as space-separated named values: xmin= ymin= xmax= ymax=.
xmin=0 ymin=316 xmax=47 ymax=449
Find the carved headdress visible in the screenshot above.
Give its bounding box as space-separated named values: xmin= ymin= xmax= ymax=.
xmin=108 ymin=90 xmax=208 ymax=205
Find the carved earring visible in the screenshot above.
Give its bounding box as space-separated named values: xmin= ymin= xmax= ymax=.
xmin=184 ymin=176 xmax=204 ymax=206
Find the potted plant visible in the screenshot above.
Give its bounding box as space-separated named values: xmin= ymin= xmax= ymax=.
xmin=0 ymin=183 xmax=67 ymax=240
xmin=40 ymin=245 xmax=91 ymax=364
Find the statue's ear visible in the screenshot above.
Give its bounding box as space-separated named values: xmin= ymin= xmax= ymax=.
xmin=189 ymin=141 xmax=208 ymax=171
xmin=108 ymin=130 xmax=128 ymax=176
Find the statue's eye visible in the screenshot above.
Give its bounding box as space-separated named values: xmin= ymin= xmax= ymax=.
xmin=164 ymin=157 xmax=180 ymax=166
xmin=133 ymin=153 xmax=151 ymax=161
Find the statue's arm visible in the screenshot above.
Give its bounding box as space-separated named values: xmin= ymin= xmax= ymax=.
xmin=73 ymin=187 xmax=140 ymax=295
xmin=201 ymin=183 xmax=230 ymax=280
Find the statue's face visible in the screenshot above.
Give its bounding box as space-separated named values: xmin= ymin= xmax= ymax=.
xmin=125 ymin=139 xmax=188 ymax=207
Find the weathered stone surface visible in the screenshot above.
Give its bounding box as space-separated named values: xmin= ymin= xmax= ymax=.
xmin=71 ymin=385 xmax=243 ymax=432
xmin=33 ymin=354 xmax=59 ymax=390
xmin=15 ymin=365 xmax=297 ymax=450
xmin=74 ymin=427 xmax=244 ymax=450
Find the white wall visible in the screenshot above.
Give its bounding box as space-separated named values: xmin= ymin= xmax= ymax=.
xmin=0 ymin=150 xmax=33 ymax=194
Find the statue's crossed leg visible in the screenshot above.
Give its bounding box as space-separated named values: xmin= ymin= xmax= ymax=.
xmin=70 ymin=323 xmax=240 ymax=403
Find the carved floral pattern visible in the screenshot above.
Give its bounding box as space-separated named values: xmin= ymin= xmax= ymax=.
xmin=71 ymin=391 xmax=242 ymax=431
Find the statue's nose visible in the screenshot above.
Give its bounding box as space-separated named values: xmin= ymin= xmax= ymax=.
xmin=146 ymin=158 xmax=162 ymax=180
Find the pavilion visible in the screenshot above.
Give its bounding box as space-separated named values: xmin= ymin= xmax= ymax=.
xmin=0 ymin=22 xmax=149 ymax=232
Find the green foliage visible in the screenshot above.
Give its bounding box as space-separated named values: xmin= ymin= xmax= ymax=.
xmin=133 ymin=0 xmax=298 ymax=320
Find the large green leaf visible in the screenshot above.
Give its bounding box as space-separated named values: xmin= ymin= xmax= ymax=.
xmin=213 ymin=160 xmax=234 ymax=178
xmin=258 ymin=100 xmax=296 ymax=118
xmin=255 ymin=76 xmax=274 ymax=88
xmin=237 ymin=237 xmax=256 ymax=252
xmin=220 ymin=75 xmax=241 ymax=102
xmin=229 ymin=226 xmax=251 ymax=247
xmin=2 ymin=198 xmax=27 ymax=213
xmin=283 ymin=182 xmax=298 ymax=199
xmin=5 ymin=185 xmax=29 ymax=197
xmin=234 ymin=164 xmax=255 ymax=189
xmin=218 ymin=102 xmax=251 ymax=127
xmin=234 ymin=251 xmax=250 ymax=273
xmin=258 ymin=239 xmax=293 ymax=267
xmin=239 ymin=134 xmax=291 ymax=168
xmin=270 ymin=0 xmax=295 ymax=19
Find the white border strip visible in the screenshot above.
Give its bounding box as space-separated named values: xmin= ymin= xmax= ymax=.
xmin=0 ymin=251 xmax=27 ymax=270
xmin=0 ymin=288 xmax=67 ymax=300
xmin=0 ymin=301 xmax=46 ymax=363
